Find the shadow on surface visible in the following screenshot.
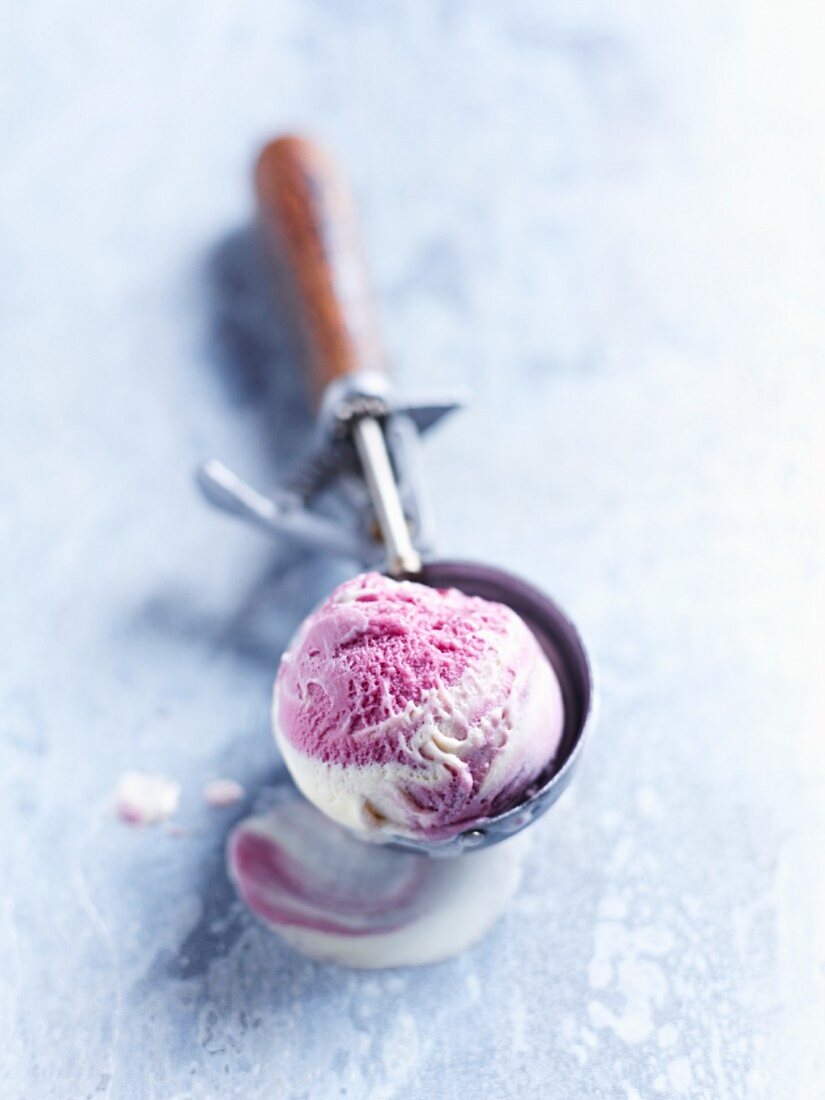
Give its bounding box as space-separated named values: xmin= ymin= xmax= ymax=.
xmin=127 ymin=224 xmax=354 ymax=1022
xmin=129 ymin=551 xmax=337 ymax=671
xmin=127 ymin=223 xmax=348 ymax=667
xmin=158 ymin=766 xmax=292 ymax=985
xmin=205 ymin=223 xmax=313 ymax=467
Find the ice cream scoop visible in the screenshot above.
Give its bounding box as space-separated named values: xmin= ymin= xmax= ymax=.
xmin=198 ymin=135 xmax=595 ymax=855
xmin=274 ymin=572 xmax=565 ymax=841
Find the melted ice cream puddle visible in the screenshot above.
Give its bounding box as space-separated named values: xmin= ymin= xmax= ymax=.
xmin=227 ymin=792 xmax=527 ymax=968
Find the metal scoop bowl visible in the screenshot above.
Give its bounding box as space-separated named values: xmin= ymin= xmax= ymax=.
xmin=198 ymin=136 xmax=595 ymax=856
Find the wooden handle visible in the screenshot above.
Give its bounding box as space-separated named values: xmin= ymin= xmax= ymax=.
xmin=255 ymin=135 xmax=386 ymax=407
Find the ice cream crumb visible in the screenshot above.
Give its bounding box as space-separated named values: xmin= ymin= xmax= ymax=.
xmin=115 ymin=771 xmax=180 ymax=826
xmin=203 ymin=778 xmax=245 ymax=808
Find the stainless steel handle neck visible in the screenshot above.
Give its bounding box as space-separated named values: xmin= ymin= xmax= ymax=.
xmin=352 ymin=416 xmax=422 ymax=577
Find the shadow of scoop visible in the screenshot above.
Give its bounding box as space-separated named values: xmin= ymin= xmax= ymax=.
xmin=129 ymin=225 xmax=353 ymax=672
xmin=205 ymin=224 xmax=312 ymax=471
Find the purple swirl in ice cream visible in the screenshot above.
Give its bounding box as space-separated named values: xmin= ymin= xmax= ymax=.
xmin=273 ymin=572 xmax=565 ymax=840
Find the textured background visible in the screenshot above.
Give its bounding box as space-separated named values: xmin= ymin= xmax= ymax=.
xmin=1 ymin=1 xmax=824 ymax=1097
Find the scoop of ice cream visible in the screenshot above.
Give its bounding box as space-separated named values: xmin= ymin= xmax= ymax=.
xmin=273 ymin=572 xmax=565 ymax=841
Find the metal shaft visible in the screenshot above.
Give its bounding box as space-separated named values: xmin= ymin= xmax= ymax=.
xmin=352 ymin=416 xmax=422 ymax=576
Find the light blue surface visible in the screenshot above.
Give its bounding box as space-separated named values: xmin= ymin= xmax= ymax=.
xmin=2 ymin=2 xmax=824 ymax=1097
